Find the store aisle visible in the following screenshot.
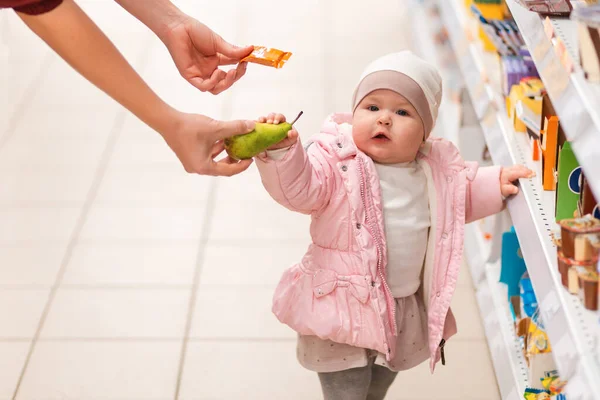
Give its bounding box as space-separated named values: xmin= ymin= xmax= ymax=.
xmin=0 ymin=0 xmax=500 ymax=398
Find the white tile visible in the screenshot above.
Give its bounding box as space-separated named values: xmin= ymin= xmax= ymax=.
xmin=0 ymin=166 xmax=96 ymax=206
xmin=0 ymin=135 xmax=107 ymax=168
xmin=451 ymin=288 xmax=486 ymax=340
xmin=17 ymin=341 xmax=181 ymax=400
xmin=2 ymin=13 xmax=51 ymax=62
xmin=79 ymin=206 xmax=206 ymax=242
xmin=190 ymin=286 xmax=294 ymax=339
xmin=109 ymin=131 xmax=183 ymax=167
xmin=0 ymin=208 xmax=81 ymax=243
xmin=145 ymin=77 xmax=229 ymax=115
xmin=200 ymin=241 xmax=307 ymax=286
xmin=31 ymin=69 xmax=118 ymax=109
xmin=385 ymin=341 xmax=499 ymax=400
xmin=94 ymin=165 xmax=213 ymax=206
xmin=40 ymin=289 xmax=190 ymax=339
xmin=208 ymin=200 xmax=311 ymax=241
xmin=179 ymin=341 xmax=321 ymax=400
xmin=213 ymin=164 xmax=278 ymax=204
xmin=0 ymin=243 xmax=67 ymax=286
xmin=0 ymin=342 xmax=30 ymax=400
xmin=62 ymin=243 xmax=198 ymax=286
xmin=457 ymin=258 xmax=475 ymax=288
xmin=0 ymin=289 xmax=49 ymax=338
xmin=8 ymin=106 xmax=118 ymax=140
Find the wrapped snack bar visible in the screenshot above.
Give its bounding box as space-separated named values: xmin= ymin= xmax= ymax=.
xmin=241 ymin=46 xmax=292 ymax=69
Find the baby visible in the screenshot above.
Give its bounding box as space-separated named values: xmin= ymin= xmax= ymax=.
xmin=254 ymin=51 xmax=532 ymax=399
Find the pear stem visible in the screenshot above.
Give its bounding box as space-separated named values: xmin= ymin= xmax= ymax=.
xmin=290 ymin=111 xmax=304 ymax=126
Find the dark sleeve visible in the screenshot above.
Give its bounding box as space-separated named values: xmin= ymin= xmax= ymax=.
xmin=0 ymin=0 xmax=63 ymax=15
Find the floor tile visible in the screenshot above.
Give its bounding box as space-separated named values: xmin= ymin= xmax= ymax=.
xmin=190 ymin=286 xmax=294 ymax=339
xmin=0 ymin=243 xmax=67 ymax=286
xmin=385 ymin=340 xmax=499 ymax=399
xmin=79 ymin=206 xmax=206 ymax=242
xmin=208 ymin=200 xmax=311 ymax=242
xmin=0 ymin=289 xmax=49 ymax=338
xmin=0 ymin=166 xmax=96 ymax=206
xmin=62 ymin=243 xmax=198 ymax=286
xmin=200 ymin=241 xmax=308 ymax=286
xmin=95 ymin=165 xmax=213 ymax=206
xmin=109 ymin=131 xmax=183 ymax=167
xmin=0 ymin=342 xmax=30 ymax=400
xmin=40 ymin=289 xmax=190 ymax=339
xmin=0 ymin=208 xmax=81 ymax=243
xmin=458 ymin=258 xmax=475 ymax=288
xmin=8 ymin=106 xmax=118 ymax=140
xmin=451 ymin=288 xmax=486 ymax=340
xmin=213 ymin=164 xmax=280 ymax=204
xmin=17 ymin=341 xmax=181 ymax=400
xmin=179 ymin=341 xmax=321 ymax=400
xmin=0 ymin=135 xmax=107 ymax=168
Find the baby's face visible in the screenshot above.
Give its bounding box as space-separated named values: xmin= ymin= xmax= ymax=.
xmin=352 ymin=89 xmax=424 ymax=164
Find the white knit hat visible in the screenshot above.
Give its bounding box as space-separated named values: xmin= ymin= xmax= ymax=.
xmin=351 ymin=51 xmax=442 ymax=138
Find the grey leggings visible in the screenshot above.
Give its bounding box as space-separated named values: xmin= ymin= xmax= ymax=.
xmin=317 ymin=358 xmax=398 ymax=400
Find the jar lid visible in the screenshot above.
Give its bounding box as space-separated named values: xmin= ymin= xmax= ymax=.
xmin=559 ymin=215 xmax=600 ymax=233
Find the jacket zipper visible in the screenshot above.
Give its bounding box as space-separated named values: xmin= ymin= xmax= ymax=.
xmin=357 ymin=157 xmax=397 ymax=343
xmin=439 ymin=339 xmax=446 ymax=365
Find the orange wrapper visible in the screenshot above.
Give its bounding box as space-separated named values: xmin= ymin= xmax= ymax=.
xmin=241 ymin=46 xmax=292 ymax=69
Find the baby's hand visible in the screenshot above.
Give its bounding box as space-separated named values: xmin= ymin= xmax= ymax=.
xmin=500 ymin=165 xmax=535 ymax=197
xmin=258 ymin=113 xmax=299 ymax=150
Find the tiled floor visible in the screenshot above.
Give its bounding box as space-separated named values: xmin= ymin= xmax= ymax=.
xmin=0 ymin=0 xmax=500 ymax=399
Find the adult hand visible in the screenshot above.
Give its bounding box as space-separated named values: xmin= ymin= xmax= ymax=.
xmin=164 ymin=112 xmax=256 ymax=176
xmin=163 ymin=16 xmax=253 ymax=95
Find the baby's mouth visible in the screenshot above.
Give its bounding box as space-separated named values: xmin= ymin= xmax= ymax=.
xmin=373 ymin=132 xmax=390 ymax=140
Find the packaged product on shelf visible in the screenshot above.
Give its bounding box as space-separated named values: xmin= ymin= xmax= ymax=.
xmin=571 ymin=6 xmax=600 ymax=83
xmin=579 ymin=172 xmax=600 ymax=219
xmin=501 ymin=55 xmax=539 ymax=96
xmin=524 ymin=388 xmax=549 ymax=400
xmin=516 ymin=0 xmax=572 ymax=17
xmin=556 ymin=250 xmax=592 ymax=292
xmin=469 ymin=2 xmax=518 ymax=53
xmin=506 ymin=78 xmax=544 ymax=134
xmin=555 ymin=141 xmax=581 ymax=217
xmin=578 ymin=267 xmax=599 ymax=310
xmin=558 ymin=215 xmax=600 ymax=259
xmin=525 ymin=311 xmax=558 ymax=390
xmin=520 ymin=274 xmax=539 ymax=318
xmin=500 ymin=227 xmax=528 ymax=304
xmin=537 ymin=94 xmax=566 ymax=191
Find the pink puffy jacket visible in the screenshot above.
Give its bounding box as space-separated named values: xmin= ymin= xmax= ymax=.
xmin=255 ymin=113 xmax=503 ymax=372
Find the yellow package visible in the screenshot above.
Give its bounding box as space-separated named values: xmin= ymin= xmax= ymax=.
xmin=241 ymin=46 xmax=292 ymax=69
xmin=527 ymin=320 xmax=552 ymax=356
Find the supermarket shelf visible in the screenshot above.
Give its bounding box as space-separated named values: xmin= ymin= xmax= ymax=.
xmin=468 ymin=243 xmax=529 ymax=400
xmin=439 ymin=0 xmax=600 ymax=398
xmin=411 ymin=0 xmax=462 ymax=144
xmin=505 ymin=0 xmax=600 ymax=199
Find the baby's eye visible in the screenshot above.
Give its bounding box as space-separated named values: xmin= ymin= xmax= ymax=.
xmin=368 ymin=105 xmax=379 ymax=112
xmin=396 ymin=109 xmax=409 ymax=116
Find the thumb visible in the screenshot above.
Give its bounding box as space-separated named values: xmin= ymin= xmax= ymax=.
xmin=214 ymin=119 xmax=255 ymax=140
xmin=214 ymin=36 xmax=254 ymax=59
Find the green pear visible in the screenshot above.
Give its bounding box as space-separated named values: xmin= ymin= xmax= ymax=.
xmin=225 ymin=111 xmax=303 ymax=160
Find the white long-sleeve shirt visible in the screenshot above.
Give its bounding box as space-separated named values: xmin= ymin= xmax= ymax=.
xmin=374 ymin=161 xmax=430 ymax=298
